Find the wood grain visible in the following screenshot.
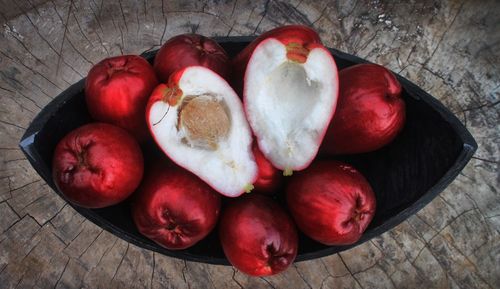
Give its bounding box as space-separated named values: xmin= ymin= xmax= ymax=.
xmin=1 ymin=0 xmax=499 ymax=288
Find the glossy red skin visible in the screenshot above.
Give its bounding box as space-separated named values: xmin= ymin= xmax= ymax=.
xmin=219 ymin=194 xmax=298 ymax=276
xmin=85 ymin=55 xmax=158 ymax=142
xmin=286 ymin=161 xmax=376 ymax=245
xmin=322 ymin=64 xmax=405 ymax=155
xmin=252 ymin=142 xmax=281 ymax=194
xmin=231 ymin=25 xmax=322 ymax=95
xmin=154 ymin=34 xmax=230 ymax=82
xmin=52 ymin=123 xmax=144 ymax=208
xmin=132 ymin=163 xmax=221 ymax=250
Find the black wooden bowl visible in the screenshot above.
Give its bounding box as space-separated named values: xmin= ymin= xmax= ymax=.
xmin=19 ymin=37 xmax=477 ymax=265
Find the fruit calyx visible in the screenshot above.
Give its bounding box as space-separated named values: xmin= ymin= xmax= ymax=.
xmin=105 ymin=57 xmax=129 ymax=77
xmin=161 ymin=83 xmax=183 ymax=106
xmin=265 ymin=244 xmax=290 ymax=272
xmin=74 ymin=141 xmax=96 ymax=172
xmin=177 ymin=94 xmax=231 ymax=150
xmin=285 ymin=42 xmax=310 ymax=63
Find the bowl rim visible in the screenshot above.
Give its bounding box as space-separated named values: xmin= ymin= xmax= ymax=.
xmin=19 ymin=36 xmax=477 ymax=265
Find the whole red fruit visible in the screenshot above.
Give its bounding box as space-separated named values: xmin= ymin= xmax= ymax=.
xmin=219 ymin=194 xmax=298 ymax=276
xmin=154 ymin=34 xmax=230 ymax=82
xmin=322 ymin=63 xmax=405 ymax=155
xmin=85 ymin=55 xmax=158 ymax=142
xmin=252 ymin=143 xmax=281 ymax=194
xmin=52 ymin=123 xmax=144 ymax=208
xmin=286 ymin=161 xmax=376 ymax=245
xmin=132 ymin=163 xmax=221 ymax=250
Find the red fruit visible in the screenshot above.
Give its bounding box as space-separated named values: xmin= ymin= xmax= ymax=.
xmin=85 ymin=55 xmax=158 ymax=142
xmin=322 ymin=63 xmax=405 ymax=155
xmin=52 ymin=123 xmax=144 ymax=208
xmin=219 ymin=194 xmax=298 ymax=276
xmin=154 ymin=34 xmax=230 ymax=82
xmin=146 ymin=66 xmax=257 ymax=197
xmin=252 ymin=143 xmax=281 ymax=194
xmin=242 ymin=26 xmax=338 ymax=175
xmin=286 ymin=161 xmax=376 ymax=245
xmin=232 ymin=25 xmax=322 ymax=94
xmin=132 ymin=163 xmax=221 ymax=250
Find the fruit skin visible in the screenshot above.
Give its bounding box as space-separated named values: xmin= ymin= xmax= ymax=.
xmin=52 ymin=123 xmax=144 ymax=208
xmin=252 ymin=143 xmax=281 ymax=194
xmin=322 ymin=63 xmax=405 ymax=155
xmin=231 ymin=25 xmax=322 ymax=95
xmin=219 ymin=194 xmax=298 ymax=276
xmin=154 ymin=34 xmax=230 ymax=82
xmin=132 ymin=163 xmax=221 ymax=250
xmin=286 ymin=160 xmax=376 ymax=245
xmin=85 ymin=55 xmax=158 ymax=142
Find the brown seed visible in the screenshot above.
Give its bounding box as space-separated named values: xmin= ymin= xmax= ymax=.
xmin=179 ymin=95 xmax=231 ymax=150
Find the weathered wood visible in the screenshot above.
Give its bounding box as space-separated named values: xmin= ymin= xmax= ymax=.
xmin=0 ymin=0 xmax=498 ymax=288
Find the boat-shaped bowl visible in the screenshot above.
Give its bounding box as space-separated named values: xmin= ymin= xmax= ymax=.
xmin=19 ymin=37 xmax=477 ymax=265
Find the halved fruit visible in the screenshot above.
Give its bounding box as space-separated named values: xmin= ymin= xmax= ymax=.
xmin=244 ymin=37 xmax=339 ymax=174
xmin=146 ymin=66 xmax=257 ymax=197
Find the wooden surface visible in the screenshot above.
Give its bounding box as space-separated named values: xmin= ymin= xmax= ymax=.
xmin=0 ymin=0 xmax=499 ymax=288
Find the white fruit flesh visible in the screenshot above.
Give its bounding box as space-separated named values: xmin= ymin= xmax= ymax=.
xmin=244 ymin=39 xmax=338 ymax=171
xmin=149 ymin=67 xmax=257 ymax=197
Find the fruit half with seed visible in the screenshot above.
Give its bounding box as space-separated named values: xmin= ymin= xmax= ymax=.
xmin=219 ymin=194 xmax=298 ymax=276
xmin=132 ymin=162 xmax=221 ymax=250
xmin=286 ymin=160 xmax=376 ymax=245
xmin=52 ymin=123 xmax=144 ymax=208
xmin=242 ymin=28 xmax=339 ymax=175
xmin=146 ymin=66 xmax=258 ymax=197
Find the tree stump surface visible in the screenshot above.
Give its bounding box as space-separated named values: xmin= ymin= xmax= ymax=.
xmin=0 ymin=0 xmax=498 ymax=288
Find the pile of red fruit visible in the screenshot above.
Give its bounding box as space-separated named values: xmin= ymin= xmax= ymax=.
xmin=52 ymin=25 xmax=405 ymax=276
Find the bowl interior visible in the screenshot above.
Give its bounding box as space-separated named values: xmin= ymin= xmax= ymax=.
xmin=20 ymin=38 xmax=473 ymax=264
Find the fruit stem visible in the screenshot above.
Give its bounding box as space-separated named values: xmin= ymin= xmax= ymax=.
xmin=244 ymin=184 xmax=254 ymax=193
xmin=283 ymin=168 xmax=293 ymax=176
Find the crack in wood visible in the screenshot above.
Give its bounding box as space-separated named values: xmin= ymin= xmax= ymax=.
xmin=181 ymin=259 xmax=188 ymax=284
xmin=312 ymin=3 xmax=329 ymax=25
xmin=88 ymin=0 xmax=111 ymax=56
xmin=292 ymin=263 xmax=313 ymax=289
xmin=158 ymin=0 xmax=168 ymax=45
xmin=78 ymin=229 xmax=104 ymax=258
xmin=0 ymin=49 xmax=68 ymax=89
xmin=149 ymin=252 xmax=155 ymax=289
xmin=110 ymin=243 xmax=129 ymax=282
xmin=418 ymin=0 xmax=466 ymax=72
xmin=50 ymin=1 xmax=94 ymax=67
xmin=0 ymin=119 xmax=27 ymax=130
xmin=338 ymin=254 xmax=364 ymax=289
xmin=260 ymin=276 xmax=277 ymax=289
xmin=53 ymin=256 xmax=70 ymax=288
xmin=117 ymin=0 xmax=129 ymax=33
xmin=70 ymin=4 xmax=96 ymax=51
xmin=253 ymin=0 xmax=271 ymax=35
xmin=56 ymin=0 xmax=74 ymax=76
xmin=231 ymin=268 xmax=244 ymax=289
